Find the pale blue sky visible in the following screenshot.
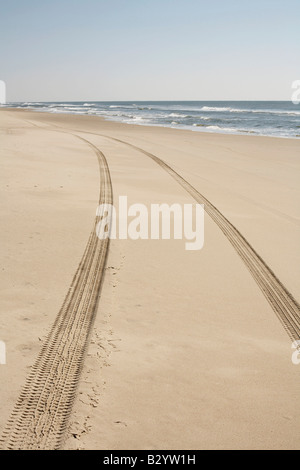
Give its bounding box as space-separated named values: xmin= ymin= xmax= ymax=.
xmin=0 ymin=0 xmax=299 ymax=101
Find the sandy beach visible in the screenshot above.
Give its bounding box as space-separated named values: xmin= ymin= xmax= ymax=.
xmin=0 ymin=108 xmax=299 ymax=450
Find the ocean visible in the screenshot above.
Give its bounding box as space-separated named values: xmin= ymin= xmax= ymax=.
xmin=2 ymin=101 xmax=300 ymax=138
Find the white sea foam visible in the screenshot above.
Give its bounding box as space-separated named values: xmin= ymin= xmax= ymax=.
xmin=5 ymin=101 xmax=299 ymax=138
xmin=200 ymin=105 xmax=300 ymax=116
xmin=201 ymin=106 xmax=251 ymax=113
xmin=64 ymin=106 xmax=87 ymax=111
xmin=49 ymin=108 xmax=67 ymax=113
xmin=205 ymin=125 xmax=241 ymax=132
xmin=254 ymin=109 xmax=300 ymax=116
xmin=193 ymin=125 xmax=260 ymax=135
xmin=109 ymin=105 xmax=130 ymax=109
xmin=201 ymin=106 xmax=230 ymax=112
xmin=169 ymin=113 xmax=188 ymax=118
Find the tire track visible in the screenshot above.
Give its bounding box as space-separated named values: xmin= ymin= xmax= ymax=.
xmin=33 ymin=121 xmax=300 ymax=341
xmin=102 ymin=135 xmax=300 ymax=343
xmin=0 ymin=135 xmax=112 ymax=450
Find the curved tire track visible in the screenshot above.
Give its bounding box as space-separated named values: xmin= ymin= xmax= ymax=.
xmin=32 ymin=121 xmax=300 ymax=340
xmin=48 ymin=124 xmax=300 ymax=341
xmin=0 ymin=135 xmax=112 ymax=450
xmin=105 ymin=135 xmax=300 ymax=343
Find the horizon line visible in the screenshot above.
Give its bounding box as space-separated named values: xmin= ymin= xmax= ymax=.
xmin=5 ymin=99 xmax=298 ymax=103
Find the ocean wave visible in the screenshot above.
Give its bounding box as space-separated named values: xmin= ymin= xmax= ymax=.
xmin=201 ymin=106 xmax=230 ymax=112
xmin=4 ymin=101 xmax=300 ymax=138
xmin=200 ymin=105 xmax=300 ymax=116
xmin=200 ymin=106 xmax=252 ymax=113
xmin=63 ymin=106 xmax=87 ymax=111
xmin=169 ymin=113 xmax=188 ymax=118
xmin=109 ymin=105 xmax=131 ymax=109
xmin=131 ymin=116 xmax=145 ymax=121
xmin=193 ymin=125 xmax=258 ymax=135
xmin=49 ymin=103 xmax=75 ymax=107
xmin=254 ymin=109 xmax=300 ymax=116
xmin=204 ymin=125 xmax=242 ymax=132
xmin=48 ymin=108 xmax=68 ymax=113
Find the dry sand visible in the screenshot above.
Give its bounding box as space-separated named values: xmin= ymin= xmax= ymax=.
xmin=0 ymin=108 xmax=299 ymax=450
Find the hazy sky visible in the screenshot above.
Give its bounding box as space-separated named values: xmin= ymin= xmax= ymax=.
xmin=0 ymin=0 xmax=299 ymax=101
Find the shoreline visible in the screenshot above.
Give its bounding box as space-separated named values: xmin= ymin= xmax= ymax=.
xmin=0 ymin=108 xmax=299 ymax=449
xmin=2 ymin=104 xmax=300 ymax=140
